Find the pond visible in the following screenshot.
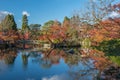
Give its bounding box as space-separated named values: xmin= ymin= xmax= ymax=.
xmin=0 ymin=48 xmax=104 ymax=80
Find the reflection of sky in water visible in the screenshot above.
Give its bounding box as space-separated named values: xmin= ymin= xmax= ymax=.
xmin=67 ymin=59 xmax=98 ymax=80
xmin=41 ymin=60 xmax=98 ymax=80
xmin=42 ymin=74 xmax=72 ymax=80
xmin=0 ymin=60 xmax=7 ymax=72
xmin=0 ymin=50 xmax=98 ymax=80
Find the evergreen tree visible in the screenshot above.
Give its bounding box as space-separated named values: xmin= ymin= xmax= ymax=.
xmin=22 ymin=15 xmax=29 ymax=31
xmin=1 ymin=14 xmax=17 ymax=31
xmin=63 ymin=16 xmax=70 ymax=27
xmin=10 ymin=15 xmax=17 ymax=30
xmin=29 ymin=24 xmax=41 ymax=30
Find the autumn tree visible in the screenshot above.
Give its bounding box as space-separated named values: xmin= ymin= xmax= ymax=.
xmin=101 ymin=18 xmax=120 ymax=39
xmin=64 ymin=15 xmax=82 ymax=43
xmin=78 ymin=0 xmax=120 ymax=44
xmin=1 ymin=14 xmax=17 ymax=31
xmin=41 ymin=20 xmax=54 ymax=36
xmin=81 ymin=0 xmax=114 ymax=25
xmin=46 ymin=20 xmax=62 ymax=43
xmin=89 ymin=17 xmax=120 ymax=45
xmin=41 ymin=20 xmax=54 ymax=31
xmin=48 ymin=20 xmax=63 ymax=43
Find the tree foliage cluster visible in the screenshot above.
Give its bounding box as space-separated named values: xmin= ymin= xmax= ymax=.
xmin=95 ymin=39 xmax=120 ymax=56
xmin=22 ymin=15 xmax=29 ymax=31
xmin=39 ymin=16 xmax=82 ymax=44
xmin=0 ymin=0 xmax=120 ymax=46
xmin=0 ymin=14 xmax=17 ymax=31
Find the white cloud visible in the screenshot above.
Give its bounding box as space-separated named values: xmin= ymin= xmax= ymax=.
xmin=109 ymin=11 xmax=120 ymax=18
xmin=0 ymin=11 xmax=12 ymax=15
xmin=42 ymin=74 xmax=71 ymax=80
xmin=22 ymin=11 xmax=30 ymax=16
xmin=0 ymin=11 xmax=12 ymax=22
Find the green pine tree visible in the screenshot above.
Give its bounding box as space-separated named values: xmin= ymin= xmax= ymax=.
xmin=1 ymin=14 xmax=17 ymax=31
xmin=22 ymin=15 xmax=29 ymax=31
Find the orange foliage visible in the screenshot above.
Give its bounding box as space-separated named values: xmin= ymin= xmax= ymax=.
xmin=19 ymin=31 xmax=30 ymax=40
xmin=39 ymin=21 xmax=68 ymax=43
xmin=89 ymin=18 xmax=120 ymax=44
xmin=88 ymin=49 xmax=111 ymax=71
xmin=0 ymin=30 xmax=19 ymax=41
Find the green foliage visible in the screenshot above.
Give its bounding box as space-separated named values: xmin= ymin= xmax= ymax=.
xmin=66 ymin=27 xmax=79 ymax=43
xmin=22 ymin=15 xmax=29 ymax=31
xmin=64 ymin=16 xmax=70 ymax=21
xmin=29 ymin=24 xmax=41 ymax=30
xmin=52 ymin=39 xmax=60 ymax=44
xmin=63 ymin=16 xmax=70 ymax=28
xmin=63 ymin=16 xmax=70 ymax=24
xmin=95 ymin=39 xmax=120 ymax=56
xmin=42 ymin=20 xmax=54 ymax=29
xmin=53 ymin=20 xmax=61 ymax=26
xmin=42 ymin=20 xmax=61 ymax=30
xmin=4 ymin=55 xmax=16 ymax=64
xmin=41 ymin=20 xmax=54 ymax=35
xmin=1 ymin=14 xmax=17 ymax=31
xmin=29 ymin=24 xmax=41 ymax=40
xmin=41 ymin=20 xmax=61 ymax=35
xmin=109 ymin=56 xmax=120 ymax=66
xmin=81 ymin=38 xmax=91 ymax=48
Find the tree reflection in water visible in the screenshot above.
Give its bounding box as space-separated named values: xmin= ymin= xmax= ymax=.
xmin=30 ymin=48 xmax=63 ymax=69
xmin=21 ymin=53 xmax=28 ymax=68
xmin=0 ymin=49 xmax=17 ymax=65
xmin=25 ymin=48 xmax=99 ymax=79
xmin=64 ymin=49 xmax=98 ymax=80
xmin=0 ymin=48 xmax=112 ymax=80
xmin=0 ymin=49 xmax=17 ymax=74
xmin=67 ymin=58 xmax=98 ymax=80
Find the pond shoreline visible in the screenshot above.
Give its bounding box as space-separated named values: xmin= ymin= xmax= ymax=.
xmin=100 ymin=65 xmax=120 ymax=80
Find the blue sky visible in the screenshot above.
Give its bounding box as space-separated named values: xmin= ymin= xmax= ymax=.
xmin=0 ymin=0 xmax=120 ymax=28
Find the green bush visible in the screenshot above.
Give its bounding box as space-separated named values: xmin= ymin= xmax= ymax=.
xmin=95 ymin=39 xmax=120 ymax=56
xmin=109 ymin=56 xmax=120 ymax=66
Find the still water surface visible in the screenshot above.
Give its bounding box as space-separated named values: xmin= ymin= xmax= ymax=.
xmin=0 ymin=48 xmax=98 ymax=80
